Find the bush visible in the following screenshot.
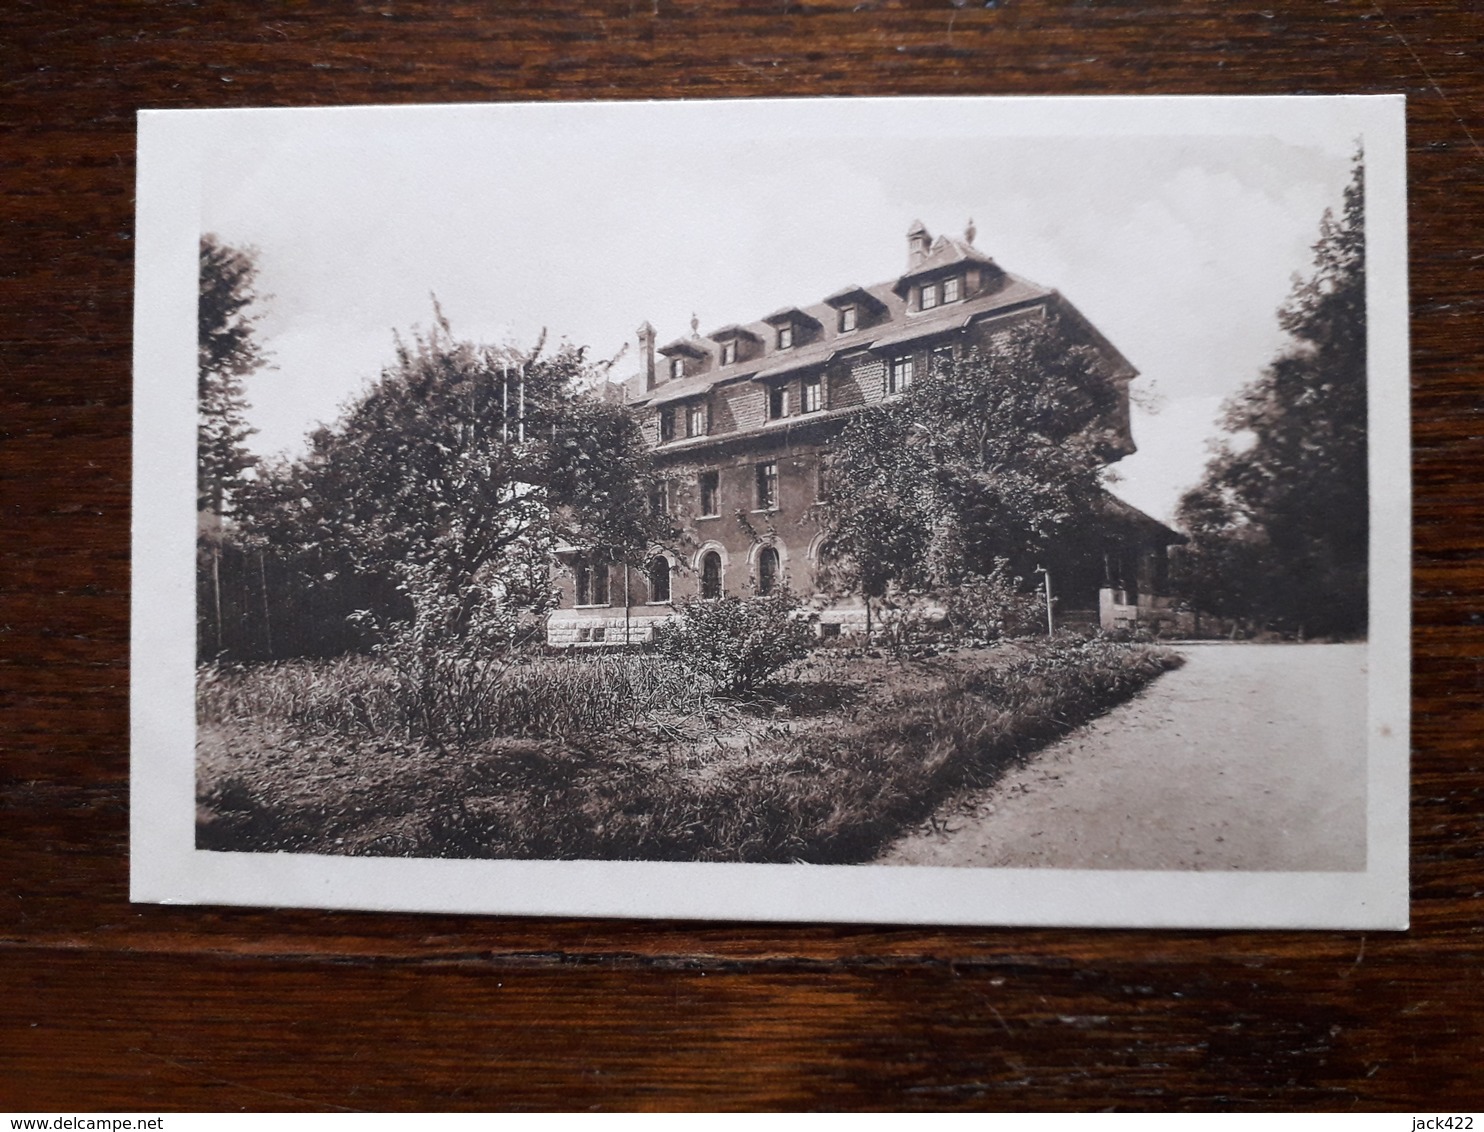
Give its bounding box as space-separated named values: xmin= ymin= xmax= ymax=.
xmin=942 ymin=559 xmax=1046 ymax=642
xmin=655 ymin=591 xmax=813 ymax=696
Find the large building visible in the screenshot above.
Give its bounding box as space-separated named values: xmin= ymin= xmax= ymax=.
xmin=547 ymin=221 xmax=1178 ymax=646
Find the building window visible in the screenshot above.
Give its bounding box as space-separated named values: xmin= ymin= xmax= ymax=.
xmin=756 ymin=461 xmax=778 ymax=510
xmin=839 ymin=305 xmax=857 ymax=333
xmin=920 ymin=282 xmax=939 ymax=311
xmin=699 ymin=470 xmax=719 ymax=517
xmin=649 ymin=481 xmax=669 ymax=518
xmin=659 ymin=407 xmax=675 ymax=443
xmin=686 ymin=400 xmax=707 ymax=438
xmin=816 ymin=458 xmax=830 ymax=503
xmin=670 ymin=355 xmax=685 ymax=380
xmin=889 ymin=355 xmax=914 ymax=394
xmin=721 ymin=340 xmax=737 ymax=365
xmin=942 ymin=275 xmax=961 ymax=303
xmin=768 ymin=385 xmax=788 ymax=420
xmin=777 ymin=324 xmax=794 ymax=350
xmin=931 ymin=345 xmax=954 ymax=375
xmin=648 ymin=557 xmax=671 ymax=604
xmin=801 ymin=373 xmax=822 ymax=413
xmin=701 ymin=551 xmax=722 ymax=599
xmin=575 ymin=555 xmax=610 ymax=607
xmin=757 ymin=546 xmax=779 ymax=596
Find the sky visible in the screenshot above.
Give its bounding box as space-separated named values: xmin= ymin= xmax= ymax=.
xmin=200 ymin=100 xmax=1357 ymax=526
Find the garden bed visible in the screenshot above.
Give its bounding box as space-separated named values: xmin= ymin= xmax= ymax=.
xmin=197 ymin=638 xmax=1182 ymax=864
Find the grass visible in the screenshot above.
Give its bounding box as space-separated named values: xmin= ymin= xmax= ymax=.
xmin=197 ymin=637 xmax=1183 ymax=864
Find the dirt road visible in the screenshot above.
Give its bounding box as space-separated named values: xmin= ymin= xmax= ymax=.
xmin=876 ymin=642 xmax=1368 ymax=871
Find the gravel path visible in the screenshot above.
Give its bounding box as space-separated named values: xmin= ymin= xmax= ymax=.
xmin=875 ymin=642 xmax=1368 ymax=871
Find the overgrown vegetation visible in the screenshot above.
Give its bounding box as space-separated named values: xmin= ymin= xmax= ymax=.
xmin=198 ymin=638 xmax=1182 ymax=863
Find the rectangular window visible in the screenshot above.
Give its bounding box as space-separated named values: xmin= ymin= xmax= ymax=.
xmin=889 ymin=355 xmax=914 ymax=394
xmin=755 ymin=461 xmax=778 ymax=511
xmin=920 ymin=283 xmax=938 ymax=311
xmin=768 ymin=385 xmax=788 ymax=420
xmin=575 ymin=556 xmax=610 ymax=606
xmin=931 ymin=345 xmax=954 ymax=375
xmin=721 ymin=340 xmax=737 ymax=365
xmin=649 ymin=481 xmax=669 ymax=518
xmin=670 ymin=355 xmax=685 ymax=380
xmin=801 ymin=373 xmax=822 ymax=413
xmin=686 ymin=400 xmax=708 ymax=438
xmin=777 ymin=325 xmax=794 ymax=350
xmin=839 ymin=305 xmax=857 ymax=333
xmin=699 ymin=470 xmax=719 ymax=517
xmin=942 ymin=275 xmax=961 ymax=303
xmin=659 ymin=408 xmax=675 ymax=443
xmin=816 ymin=458 xmax=830 ymax=503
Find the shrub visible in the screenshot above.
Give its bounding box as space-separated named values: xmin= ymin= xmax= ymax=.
xmin=942 ymin=559 xmax=1046 ymax=642
xmin=654 ymin=591 xmax=813 ymax=696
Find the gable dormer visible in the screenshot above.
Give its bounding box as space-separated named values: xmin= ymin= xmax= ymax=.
xmin=657 ymin=336 xmax=711 ymax=382
xmin=823 ymin=285 xmax=889 ymax=335
xmin=707 ymin=324 xmax=762 ymax=368
xmin=762 ymin=306 xmax=822 ymax=352
xmin=894 ymin=220 xmax=1003 ymax=311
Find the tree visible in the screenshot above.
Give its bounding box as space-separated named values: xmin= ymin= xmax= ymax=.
xmin=1175 ymin=153 xmax=1367 ymax=637
xmin=198 ymin=234 xmax=270 ymax=517
xmin=822 ymin=315 xmax=1122 ymax=627
xmin=242 ymin=308 xmax=660 ymax=656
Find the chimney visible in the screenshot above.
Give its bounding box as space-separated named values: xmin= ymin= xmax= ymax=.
xmin=965 ymin=217 xmax=977 ymax=245
xmin=907 ymin=219 xmax=931 ymax=267
xmin=637 ymin=320 xmax=656 ymax=390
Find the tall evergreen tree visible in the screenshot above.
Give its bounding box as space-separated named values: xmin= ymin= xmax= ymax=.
xmin=1176 ymin=153 xmax=1367 ymax=636
xmin=198 ymin=234 xmax=270 ymax=516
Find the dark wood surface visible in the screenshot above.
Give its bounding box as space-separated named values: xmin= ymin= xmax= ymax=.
xmin=3 ymin=0 xmax=1481 ymax=1111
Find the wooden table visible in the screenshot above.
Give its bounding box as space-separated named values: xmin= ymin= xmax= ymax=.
xmin=3 ymin=1 xmax=1480 ymax=1111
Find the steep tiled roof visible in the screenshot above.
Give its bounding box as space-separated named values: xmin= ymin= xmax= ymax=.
xmin=619 ymin=266 xmax=1054 ymax=407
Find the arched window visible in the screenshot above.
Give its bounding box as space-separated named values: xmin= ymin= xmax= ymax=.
xmin=757 ymin=546 xmax=779 ymax=596
xmin=648 ymin=557 xmax=671 ymax=604
xmin=701 ymin=551 xmax=722 ymax=599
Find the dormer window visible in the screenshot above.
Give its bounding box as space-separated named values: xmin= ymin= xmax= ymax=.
xmin=764 ymin=307 xmax=820 ymax=352
xmin=942 ymin=275 xmax=962 ymax=303
xmin=920 ymin=283 xmax=939 ymax=311
xmin=824 ymin=286 xmax=888 ymax=333
xmin=721 ymin=340 xmax=737 ymax=365
xmin=670 ymin=355 xmax=685 ymax=380
xmin=659 ymin=407 xmax=676 ymax=443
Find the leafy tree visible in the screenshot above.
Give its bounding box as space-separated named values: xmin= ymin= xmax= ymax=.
xmin=242 ymin=309 xmax=660 ymax=656
xmin=199 ymin=234 xmax=270 ymax=516
xmin=1175 ymin=153 xmax=1367 ymax=637
xmin=822 ymin=315 xmax=1121 ymax=627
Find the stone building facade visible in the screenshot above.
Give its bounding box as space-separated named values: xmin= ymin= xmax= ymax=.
xmin=546 ymin=221 xmax=1178 ymax=646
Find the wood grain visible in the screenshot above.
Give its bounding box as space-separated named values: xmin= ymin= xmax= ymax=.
xmin=2 ymin=0 xmax=1481 ymax=1111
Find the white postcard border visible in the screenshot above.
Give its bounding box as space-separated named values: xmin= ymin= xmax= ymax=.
xmin=132 ymin=95 xmax=1409 ymax=929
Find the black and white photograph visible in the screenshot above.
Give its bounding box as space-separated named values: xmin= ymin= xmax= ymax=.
xmin=132 ymin=96 xmax=1409 ymax=928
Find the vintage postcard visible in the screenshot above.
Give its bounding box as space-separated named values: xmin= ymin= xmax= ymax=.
xmin=132 ymin=96 xmax=1409 ymax=928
